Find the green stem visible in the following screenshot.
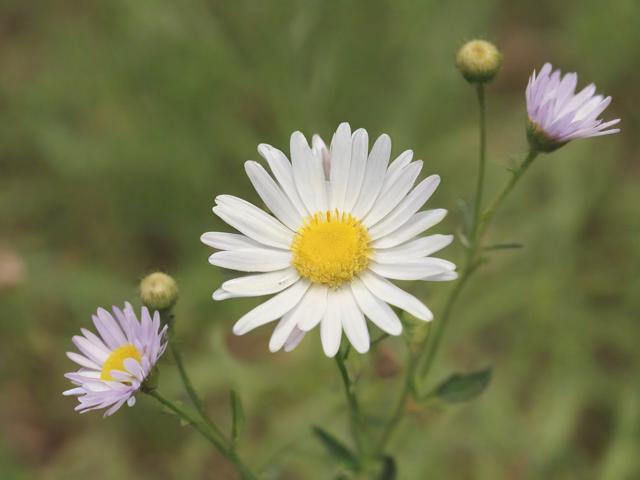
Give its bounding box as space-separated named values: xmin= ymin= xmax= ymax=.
xmin=161 ymin=311 xmax=220 ymax=431
xmin=375 ymin=348 xmax=414 ymax=454
xmin=159 ymin=310 xmax=252 ymax=475
xmin=148 ymin=391 xmax=258 ymax=480
xmin=335 ymin=351 xmax=365 ymax=457
xmin=473 ymin=84 xmax=487 ymax=233
xmin=478 ymin=150 xmax=539 ymax=236
xmin=418 ymin=149 xmax=538 ymax=383
xmin=170 ymin=341 xmax=214 ymax=424
xmin=375 ymin=148 xmax=539 ymax=456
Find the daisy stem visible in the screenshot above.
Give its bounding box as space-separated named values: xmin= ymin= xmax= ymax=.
xmin=335 ymin=351 xmax=365 ymax=458
xmin=473 ymin=84 xmax=487 ymax=234
xmin=148 ymin=390 xmax=258 ymax=480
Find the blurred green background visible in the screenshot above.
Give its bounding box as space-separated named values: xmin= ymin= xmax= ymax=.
xmin=1 ymin=0 xmax=638 ymax=478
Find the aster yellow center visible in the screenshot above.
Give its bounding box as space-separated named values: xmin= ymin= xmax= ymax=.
xmin=291 ymin=210 xmax=371 ymax=288
xmin=100 ymin=344 xmax=142 ymax=381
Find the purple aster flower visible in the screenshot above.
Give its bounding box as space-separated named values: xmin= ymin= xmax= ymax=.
xmin=526 ymin=63 xmax=620 ymax=152
xmin=64 ymin=303 xmax=168 ymax=417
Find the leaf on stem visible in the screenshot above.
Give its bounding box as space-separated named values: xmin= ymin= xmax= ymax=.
xmin=312 ymin=426 xmax=360 ymax=472
xmin=432 ymin=368 xmax=492 ymax=403
xmin=229 ymin=390 xmax=245 ymax=443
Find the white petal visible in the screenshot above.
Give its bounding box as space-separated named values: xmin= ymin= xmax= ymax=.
xmin=258 ymin=144 xmax=308 ymax=217
xmin=422 ymin=270 xmax=459 ymax=282
xmin=221 ymin=268 xmax=299 ymax=296
xmin=269 ymin=308 xmax=300 ymax=352
xmin=350 ymin=278 xmax=402 ymax=336
xmin=320 ymin=291 xmax=343 ymax=357
xmin=245 ymin=161 xmax=302 ymax=231
xmin=340 ymin=288 xmax=370 ymax=354
xmin=212 ymin=288 xmax=235 ymax=301
xmin=368 ymin=175 xmax=440 ymax=239
xmin=312 ymin=134 xmax=331 ymax=179
xmin=200 ymin=232 xmax=262 ymax=250
xmin=213 ymin=198 xmax=293 ymax=249
xmin=350 ymin=134 xmax=391 ymax=219
xmin=363 ymin=161 xmax=422 ymax=227
xmin=283 ymin=327 xmax=306 ymax=352
xmin=208 ymin=249 xmax=291 ymax=272
xmin=343 ymin=128 xmax=369 ymax=211
xmin=290 ymin=131 xmax=328 ymax=213
xmin=369 ymin=259 xmax=455 ymax=281
xmin=359 ymin=271 xmax=433 ymax=321
xmin=372 ymin=234 xmax=453 ymax=263
xmin=329 ymin=122 xmax=352 ymax=211
xmin=296 ymin=284 xmax=329 ymax=331
xmin=372 ymin=209 xmax=447 ymax=249
xmin=232 ymin=280 xmax=310 ymax=335
xmin=385 ymin=150 xmax=414 ymax=186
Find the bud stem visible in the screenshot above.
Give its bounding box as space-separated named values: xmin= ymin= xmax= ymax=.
xmin=160 ymin=310 xmax=219 ymax=429
xmin=473 ymin=84 xmax=487 ymax=237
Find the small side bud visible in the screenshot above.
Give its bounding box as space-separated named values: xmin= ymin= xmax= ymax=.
xmin=526 ymin=119 xmax=567 ymax=153
xmin=140 ymin=272 xmax=178 ymax=311
xmin=456 ymin=39 xmax=502 ymax=84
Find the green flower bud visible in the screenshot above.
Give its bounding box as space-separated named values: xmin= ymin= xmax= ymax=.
xmin=139 ymin=272 xmax=178 ymax=311
xmin=456 ymin=39 xmax=502 ymax=84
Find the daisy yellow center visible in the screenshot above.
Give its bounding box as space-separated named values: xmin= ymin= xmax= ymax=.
xmin=291 ymin=210 xmax=370 ymax=288
xmin=100 ymin=344 xmax=142 ymax=381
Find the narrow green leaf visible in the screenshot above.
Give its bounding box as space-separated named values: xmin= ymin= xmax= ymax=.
xmin=229 ymin=390 xmax=245 ymax=443
xmin=433 ymin=368 xmax=492 ymax=403
xmin=484 ymin=243 xmax=524 ymax=251
xmin=312 ymin=426 xmax=359 ymax=472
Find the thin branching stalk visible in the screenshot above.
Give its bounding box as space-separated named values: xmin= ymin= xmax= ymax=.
xmin=161 ymin=310 xmax=219 ymax=430
xmin=148 ymin=391 xmax=258 ymax=480
xmin=375 ymin=149 xmax=538 ymax=456
xmin=371 ymin=81 xmax=540 ymax=455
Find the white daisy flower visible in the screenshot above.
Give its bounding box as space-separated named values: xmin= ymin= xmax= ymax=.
xmin=64 ymin=303 xmax=168 ymax=416
xmin=202 ymin=123 xmax=456 ymax=357
xmin=526 ymin=63 xmax=620 ymax=151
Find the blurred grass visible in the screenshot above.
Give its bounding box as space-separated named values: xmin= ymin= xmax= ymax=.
xmin=1 ymin=0 xmax=639 ymax=478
